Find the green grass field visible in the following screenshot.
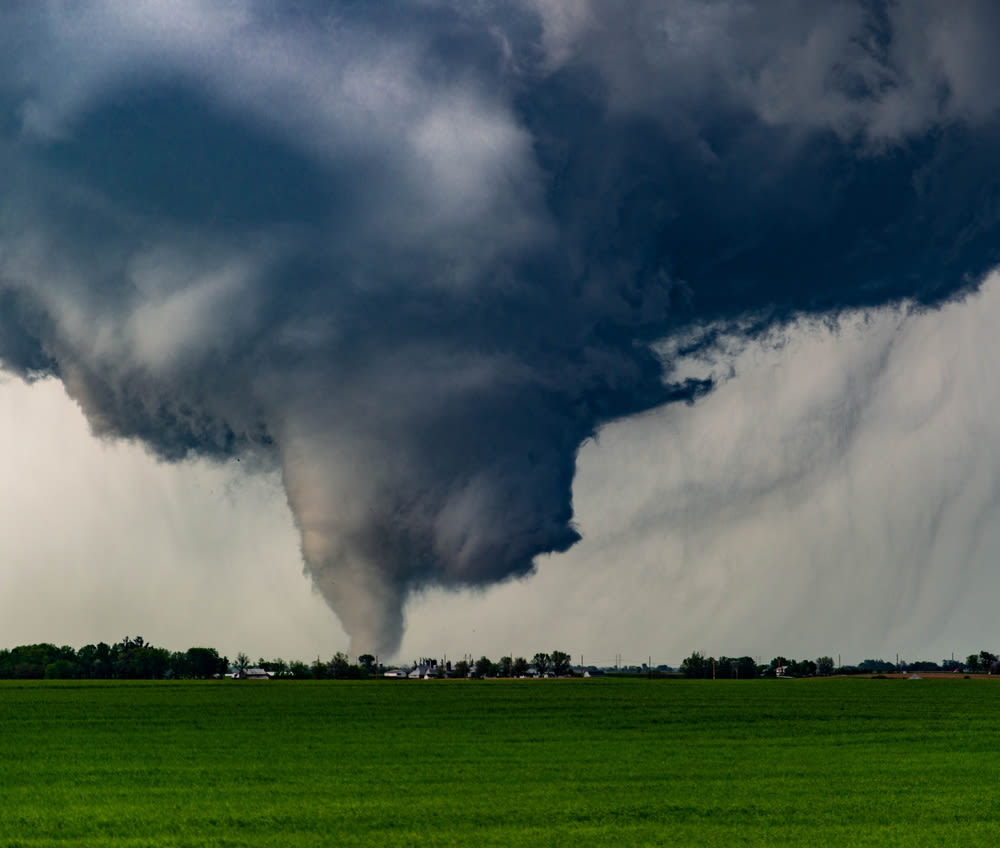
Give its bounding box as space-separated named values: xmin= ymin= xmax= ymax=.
xmin=2 ymin=677 xmax=1000 ymax=846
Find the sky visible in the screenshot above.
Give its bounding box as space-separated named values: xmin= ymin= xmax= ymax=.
xmin=2 ymin=1 xmax=1000 ymax=666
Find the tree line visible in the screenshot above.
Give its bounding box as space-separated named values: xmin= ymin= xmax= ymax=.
xmin=7 ymin=638 xmax=993 ymax=681
xmin=0 ymin=637 xmax=226 ymax=680
xmin=452 ymin=651 xmax=574 ymax=679
xmin=678 ymin=651 xmax=1000 ymax=678
xmin=0 ymin=639 xmax=577 ymax=681
xmin=279 ymin=650 xmax=576 ymax=679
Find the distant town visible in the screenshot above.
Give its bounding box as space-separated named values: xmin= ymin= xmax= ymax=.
xmin=1 ymin=638 xmax=998 ymax=680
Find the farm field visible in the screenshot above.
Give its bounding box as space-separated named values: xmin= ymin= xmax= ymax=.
xmin=2 ymin=677 xmax=1000 ymax=846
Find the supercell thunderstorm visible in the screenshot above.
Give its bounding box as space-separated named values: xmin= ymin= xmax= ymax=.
xmin=2 ymin=2 xmax=1000 ymax=653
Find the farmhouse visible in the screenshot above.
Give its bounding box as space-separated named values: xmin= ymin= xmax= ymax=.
xmin=409 ymin=661 xmax=438 ymax=679
xmin=382 ymin=668 xmax=410 ymax=678
xmin=234 ymin=667 xmax=271 ymax=680
xmin=382 ymin=661 xmax=440 ymax=679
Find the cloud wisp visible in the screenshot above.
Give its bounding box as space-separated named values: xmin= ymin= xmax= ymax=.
xmin=1 ymin=2 xmax=999 ymax=654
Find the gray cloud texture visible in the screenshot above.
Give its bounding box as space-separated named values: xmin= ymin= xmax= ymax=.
xmin=1 ymin=2 xmax=999 ymax=654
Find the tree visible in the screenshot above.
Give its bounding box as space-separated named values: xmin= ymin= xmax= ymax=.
xmin=328 ymin=651 xmax=351 ymax=679
xmin=310 ymin=656 xmax=329 ymax=679
xmin=168 ymin=651 xmax=192 ymax=679
xmin=474 ymin=656 xmax=494 ymax=678
xmin=859 ymin=659 xmax=896 ymax=674
xmin=188 ymin=647 xmax=226 ymax=678
xmin=289 ymin=660 xmax=313 ymax=679
xmin=550 ymin=650 xmax=572 ymax=676
xmin=680 ymin=652 xmax=710 ymax=679
xmin=790 ymin=659 xmax=817 ymax=677
xmin=532 ymin=652 xmax=551 ymax=676
xmin=358 ymin=654 xmax=376 ymax=673
xmin=112 ymin=636 xmax=169 ymax=679
xmin=77 ymin=644 xmax=102 ymax=679
xmin=717 ymin=656 xmax=757 ymax=679
xmin=498 ymin=656 xmax=513 ymax=677
xmin=816 ymin=656 xmax=835 ymax=676
xmin=512 ymin=656 xmax=529 ymax=677
xmin=260 ymin=658 xmax=289 ymax=677
xmin=89 ymin=642 xmax=112 ymax=679
xmin=139 ymin=647 xmax=170 ymax=679
xmin=453 ymin=660 xmax=470 ymax=678
xmin=45 ymin=659 xmax=77 ymax=679
xmin=235 ymin=652 xmax=251 ymax=675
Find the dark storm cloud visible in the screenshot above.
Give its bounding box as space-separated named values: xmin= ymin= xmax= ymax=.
xmin=0 ymin=1 xmax=998 ymax=653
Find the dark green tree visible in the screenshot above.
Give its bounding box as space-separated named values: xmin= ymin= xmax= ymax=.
xmin=45 ymin=658 xmax=78 ymax=679
xmin=550 ymin=650 xmax=572 ymax=676
xmin=532 ymin=652 xmax=551 ymax=676
xmin=859 ymin=659 xmax=896 ymax=673
xmin=512 ymin=656 xmax=529 ymax=677
xmin=92 ymin=642 xmax=112 ymax=678
xmin=289 ymin=660 xmax=313 ymax=679
xmin=168 ymin=651 xmax=193 ymax=679
xmin=12 ymin=644 xmax=61 ymax=678
xmin=312 ymin=658 xmax=329 ymax=678
xmin=112 ymin=636 xmax=169 ymax=679
xmin=76 ymin=644 xmax=102 ymax=678
xmin=267 ymin=658 xmax=289 ymax=677
xmin=328 ymin=651 xmax=352 ymax=679
xmin=716 ymin=656 xmax=757 ymax=679
xmin=789 ymin=659 xmax=817 ymax=677
xmin=680 ymin=651 xmax=710 ymax=679
xmin=187 ymin=647 xmax=226 ymax=678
